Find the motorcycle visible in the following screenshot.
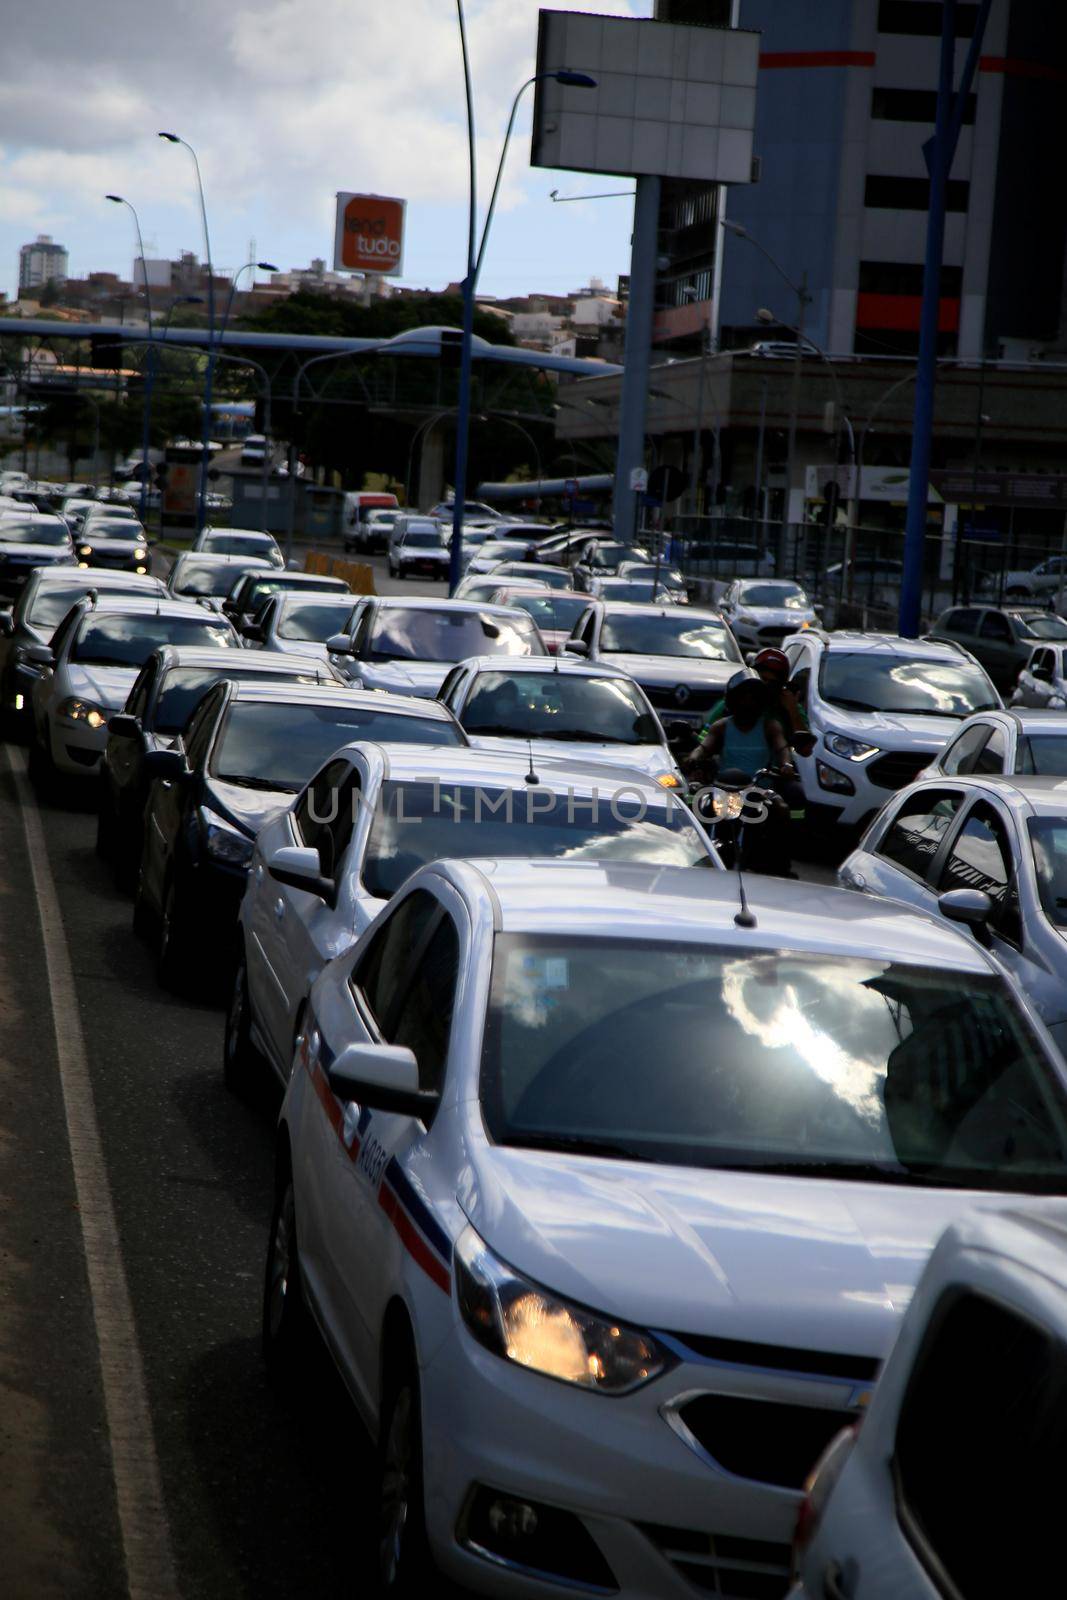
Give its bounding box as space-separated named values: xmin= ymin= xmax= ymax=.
xmin=689 ymin=764 xmax=795 ymax=875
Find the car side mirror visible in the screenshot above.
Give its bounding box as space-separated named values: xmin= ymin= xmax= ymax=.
xmin=938 ymin=887 xmax=993 ymax=945
xmin=325 ymin=1040 xmax=437 ymax=1120
xmin=24 ymin=643 xmax=54 ymax=665
xmin=325 ymin=632 xmax=352 ymax=655
xmin=744 ymin=651 xmax=757 ymax=666
xmin=143 ymin=748 xmax=187 ymax=782
xmin=565 ymin=638 xmax=589 ymax=657
xmin=265 ymin=843 xmax=337 ymax=908
xmin=0 ymin=610 xmax=13 ymax=636
xmin=286 ymin=559 xmax=300 ymax=571
xmin=108 ymin=713 xmax=140 ymax=739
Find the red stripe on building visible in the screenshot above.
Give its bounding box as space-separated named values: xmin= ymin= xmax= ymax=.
xmin=856 ymin=293 xmax=960 ymax=333
xmin=759 ymin=50 xmax=876 ymax=70
xmin=379 ymin=1185 xmax=450 ymax=1294
xmin=979 ymin=56 xmax=1067 ymax=82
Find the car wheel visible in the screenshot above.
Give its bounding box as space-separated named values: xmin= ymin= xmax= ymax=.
xmin=378 ymin=1352 xmax=432 ymax=1594
xmin=156 ymin=874 xmax=194 ymax=990
xmin=262 ymin=1171 xmax=307 ymax=1376
xmin=224 ymin=956 xmax=261 ymax=1095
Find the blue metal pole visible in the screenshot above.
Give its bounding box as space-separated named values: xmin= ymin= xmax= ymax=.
xmin=613 ymin=174 xmax=661 ymax=546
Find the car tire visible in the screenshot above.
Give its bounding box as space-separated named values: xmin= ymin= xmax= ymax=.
xmin=378 ymin=1348 xmax=432 ymax=1595
xmin=156 ymin=874 xmax=195 ymax=990
xmin=262 ymin=1170 xmax=308 ymax=1377
xmin=224 ymin=956 xmax=261 ymax=1095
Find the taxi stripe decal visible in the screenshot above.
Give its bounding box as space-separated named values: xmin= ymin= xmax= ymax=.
xmin=302 ymin=1029 xmax=451 ymax=1295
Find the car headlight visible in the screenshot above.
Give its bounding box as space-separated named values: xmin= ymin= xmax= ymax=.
xmin=199 ymin=810 xmax=254 ymax=866
xmin=133 ymin=546 xmax=147 ymax=560
xmin=78 ymin=544 xmax=93 ymax=556
xmin=711 ymin=787 xmax=745 ymax=819
xmin=455 ymin=1224 xmax=670 ymax=1395
xmin=824 ymin=733 xmax=879 ymax=761
xmin=56 ymin=697 xmax=108 ymax=729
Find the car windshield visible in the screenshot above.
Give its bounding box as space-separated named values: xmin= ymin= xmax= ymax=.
xmin=173 ymin=559 xmax=260 ymax=597
xmin=495 ymin=566 xmax=571 ymax=591
xmin=624 ymin=564 xmax=685 ymax=586
xmin=510 ymin=594 xmax=590 ymax=633
xmin=462 ymin=670 xmax=662 ymax=744
xmin=820 ymin=654 xmax=998 ymax=717
xmin=600 ymin=613 xmax=742 ymax=661
xmin=368 ymin=608 xmax=542 ymax=662
xmin=212 ymin=703 xmax=461 ymax=790
xmin=1030 ymin=819 xmax=1067 ymax=929
xmin=1020 ymin=615 xmax=1067 ymax=641
xmin=73 ymin=614 xmax=236 ymax=667
xmin=1 ymin=520 xmax=69 ymax=546
xmin=83 ymin=521 xmax=142 ymax=540
xmin=403 ymin=531 xmax=445 ymax=549
xmin=1018 ymin=736 xmax=1067 ymax=777
xmin=481 ymin=940 xmax=1067 ymax=1189
xmin=603 ymin=580 xmax=675 ymax=603
xmin=153 ymin=666 xmax=326 ymax=731
xmin=739 ymin=583 xmax=809 ymax=608
xmin=277 ymin=599 xmax=357 ymax=641
xmin=363 ymin=782 xmax=707 ymax=897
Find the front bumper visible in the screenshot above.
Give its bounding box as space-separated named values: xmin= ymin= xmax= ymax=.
xmin=399 ymin=558 xmax=449 ymax=578
xmin=48 ymin=715 xmax=111 ymax=776
xmin=421 ymin=1318 xmax=824 ymax=1600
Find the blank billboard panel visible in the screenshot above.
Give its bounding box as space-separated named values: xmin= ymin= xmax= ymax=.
xmin=532 ymin=11 xmax=759 ymax=183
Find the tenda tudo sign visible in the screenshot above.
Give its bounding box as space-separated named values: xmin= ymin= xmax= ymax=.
xmin=334 ymin=193 xmax=406 ymax=275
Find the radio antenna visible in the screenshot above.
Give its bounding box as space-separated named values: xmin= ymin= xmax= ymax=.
xmin=733 ymin=814 xmax=756 ymax=928
xmin=524 ymin=739 xmax=539 ymax=785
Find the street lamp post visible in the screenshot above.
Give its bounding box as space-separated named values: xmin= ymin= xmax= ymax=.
xmin=105 ymin=193 xmax=154 ymax=521
xmin=451 ymin=0 xmax=595 ymax=593
xmin=158 ymin=131 xmax=216 ymax=529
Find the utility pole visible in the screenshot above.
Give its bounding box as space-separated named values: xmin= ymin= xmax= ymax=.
xmin=613 ymin=175 xmax=661 ymax=547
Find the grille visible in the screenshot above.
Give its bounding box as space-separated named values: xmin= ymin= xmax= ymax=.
xmin=639 ymin=1523 xmax=791 ymax=1599
xmin=677 ymin=1393 xmax=855 ymax=1491
xmin=866 ymin=751 xmax=931 ymax=791
xmin=642 ymin=682 xmax=723 ymax=714
xmin=666 ymin=1331 xmax=879 ymax=1383
xmin=757 ymin=626 xmax=789 ymax=643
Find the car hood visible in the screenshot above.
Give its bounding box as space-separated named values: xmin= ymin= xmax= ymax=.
xmin=66 ymin=663 xmax=139 ymax=710
xmin=465 ymin=734 xmax=674 ymax=781
xmin=735 ymin=607 xmax=818 ymax=627
xmin=822 ymin=709 xmax=966 ymax=748
xmin=202 ymin=778 xmax=292 ymax=837
xmin=463 ymin=1145 xmax=1042 ymax=1358
xmin=605 ymin=653 xmax=739 ymax=689
xmin=358 ymin=659 xmax=453 ymax=696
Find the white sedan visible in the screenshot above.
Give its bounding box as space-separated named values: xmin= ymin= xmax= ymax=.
xmin=231 ymin=747 xmax=718 ymax=1094
xmin=435 ymin=654 xmax=684 ymax=787
xmin=717 ymin=578 xmax=820 ymax=651
xmin=263 ymin=858 xmax=1067 ymax=1598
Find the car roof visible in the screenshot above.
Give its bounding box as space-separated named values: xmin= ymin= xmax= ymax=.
xmin=453 ymin=654 xmax=636 ymax=680
xmin=203 ymin=527 xmax=274 ymax=539
xmin=273 ymin=588 xmax=356 ymax=608
xmin=344 ymin=744 xmax=680 ymax=792
xmin=428 ymin=860 xmax=997 ymax=968
xmin=370 ymin=597 xmax=534 ymax=619
xmin=77 ymin=595 xmax=217 ymax=619
xmin=936 ymin=773 xmax=1067 ymax=817
xmin=598 ymin=601 xmax=724 ymax=621
xmin=821 ymin=631 xmax=973 ymax=659
xmin=173 ymin=551 xmax=272 ymax=568
xmin=154 ymin=645 xmax=330 ymax=672
xmin=225 ymin=681 xmax=457 ymax=716
xmin=1009 ymin=710 xmax=1067 ymax=733
xmin=30 ymin=568 xmax=164 ymax=590
xmin=243 ymin=570 xmax=347 ymax=589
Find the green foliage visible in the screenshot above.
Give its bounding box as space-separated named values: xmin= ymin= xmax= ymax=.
xmin=236 ymin=289 xmax=516 ymax=347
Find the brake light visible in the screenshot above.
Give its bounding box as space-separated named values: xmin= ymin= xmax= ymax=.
xmin=791 ymin=1422 xmax=859 ymax=1579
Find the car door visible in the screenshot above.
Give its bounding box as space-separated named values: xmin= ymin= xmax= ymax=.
xmin=302 ymin=886 xmax=459 ymax=1402
xmin=33 ymin=602 xmax=80 ymax=740
xmin=931 ymin=796 xmax=1028 ymax=995
xmin=142 ymin=689 xmax=220 ymax=909
xmin=842 ymin=785 xmax=967 ymax=905
xmin=436 ymin=665 xmax=469 ymax=714
xmin=109 ymin=659 xmax=154 ymax=809
xmin=1022 ymin=647 xmax=1055 ymax=708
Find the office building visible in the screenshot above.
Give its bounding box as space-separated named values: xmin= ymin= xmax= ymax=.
xmin=18 ymin=234 xmax=69 ymax=293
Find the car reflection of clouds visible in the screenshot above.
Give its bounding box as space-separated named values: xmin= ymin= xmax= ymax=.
xmin=891 ymin=663 xmax=980 ymax=715
xmin=720 ymin=958 xmax=889 ymax=1124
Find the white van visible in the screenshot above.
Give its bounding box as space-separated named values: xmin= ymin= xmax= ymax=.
xmin=341 ymin=490 xmax=401 ymax=554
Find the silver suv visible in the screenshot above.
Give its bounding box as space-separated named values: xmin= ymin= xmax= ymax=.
xmin=782 ymin=630 xmax=1001 ymax=830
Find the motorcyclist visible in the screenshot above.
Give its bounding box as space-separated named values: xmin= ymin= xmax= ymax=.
xmin=685 ymin=673 xmax=796 ymax=875
xmin=698 ymin=647 xmax=814 ymax=756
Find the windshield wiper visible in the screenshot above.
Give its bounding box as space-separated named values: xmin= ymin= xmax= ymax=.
xmin=463 ymin=722 xmax=530 ymax=737
xmin=824 ymin=696 xmax=879 ymax=712
xmin=216 ymin=774 xmax=288 ymax=791
xmin=541 ymin=729 xmax=633 ymax=743
xmin=504 ymin=1132 xmax=651 ymax=1162
xmin=732 ymin=1159 xmax=913 ymax=1183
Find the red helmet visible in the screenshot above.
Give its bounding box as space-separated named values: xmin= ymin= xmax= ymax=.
xmin=753 ymin=647 xmax=790 ymax=680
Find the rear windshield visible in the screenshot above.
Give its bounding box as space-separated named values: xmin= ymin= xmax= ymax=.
xmin=601 ymin=613 xmax=741 ymax=661
xmin=462 ymin=670 xmax=661 ymax=744
xmin=277 ymin=599 xmax=357 ymax=641
xmin=510 ymin=594 xmax=589 ymax=633
xmin=368 ymin=608 xmax=543 ymax=663
xmin=173 ymin=559 xmax=265 ymax=597
xmin=73 ymin=614 xmax=236 ymax=667
xmin=495 ymin=566 xmax=572 ymax=591
xmin=154 ymin=665 xmax=326 ymax=732
xmin=1018 ymin=736 xmax=1067 ymax=777
xmin=204 ymin=535 xmax=273 ymax=556
xmin=402 ymin=530 xmax=445 ymax=549
xmin=363 ymin=782 xmax=708 ymax=898
xmin=1 ymin=520 xmax=69 ymax=546
xmin=212 ymin=702 xmax=461 ymax=790
xmin=27 ymin=582 xmax=158 ymax=632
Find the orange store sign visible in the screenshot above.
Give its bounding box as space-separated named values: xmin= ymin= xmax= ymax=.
xmin=334 ymin=193 xmax=405 ymax=276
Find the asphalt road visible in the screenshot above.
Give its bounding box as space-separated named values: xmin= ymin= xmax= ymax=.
xmin=0 ymin=550 xmax=835 ymax=1599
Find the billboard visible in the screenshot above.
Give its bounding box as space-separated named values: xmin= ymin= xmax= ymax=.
xmin=334 ymin=193 xmax=406 ymax=276
xmin=532 ymin=11 xmax=759 ymax=183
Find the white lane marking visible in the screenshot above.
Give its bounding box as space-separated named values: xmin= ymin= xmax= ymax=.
xmin=7 ymin=747 xmax=180 ymax=1600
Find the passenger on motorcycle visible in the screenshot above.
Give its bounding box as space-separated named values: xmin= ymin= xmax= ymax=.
xmin=685 ymin=674 xmax=797 ymax=876
xmin=697 ymin=647 xmax=815 ymax=757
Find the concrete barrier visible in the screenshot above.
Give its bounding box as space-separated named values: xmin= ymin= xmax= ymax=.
xmin=303 ymin=551 xmax=377 ymax=594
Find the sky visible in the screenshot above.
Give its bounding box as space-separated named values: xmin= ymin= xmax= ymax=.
xmin=0 ymin=0 xmax=655 ymax=309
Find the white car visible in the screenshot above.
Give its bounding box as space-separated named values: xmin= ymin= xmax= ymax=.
xmin=326 ymin=596 xmax=546 ymax=697
xmin=250 ymin=590 xmax=360 ymax=660
xmin=436 ymin=655 xmax=684 ymax=787
xmin=386 ymin=516 xmax=448 ymax=581
xmin=452 ymin=574 xmax=547 ymax=604
xmin=790 ymin=1203 xmax=1067 ymax=1600
xmin=461 ymin=538 xmax=535 ymax=576
xmin=168 ymin=551 xmax=274 ymax=602
xmin=29 ymin=594 xmax=239 ymax=782
xmin=262 ymin=858 xmax=1067 ymax=1598
xmin=232 ymin=747 xmax=716 ymax=1094
xmin=718 ymin=578 xmax=820 ymax=651
xmin=1012 ymin=640 xmax=1067 ymax=708
xmin=192 ymin=527 xmax=284 ymax=568
xmin=781 ymin=630 xmax=1002 ymax=831
xmin=0 ymin=514 xmax=75 ymax=602
xmin=1000 ymin=553 xmax=1067 ymax=602
xmin=926 ymin=707 xmax=1067 ymax=779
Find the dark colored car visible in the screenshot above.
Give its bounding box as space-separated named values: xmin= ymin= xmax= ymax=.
xmin=98 ymin=644 xmax=343 ymax=886
xmin=929 ymin=605 xmax=1067 ymax=692
xmin=0 ymin=567 xmax=165 ymax=734
xmin=223 ymin=569 xmax=352 ymax=635
xmin=135 ymin=679 xmax=468 ymax=989
xmin=0 ymin=515 xmax=75 ymax=600
xmin=74 ymin=515 xmax=151 ymax=573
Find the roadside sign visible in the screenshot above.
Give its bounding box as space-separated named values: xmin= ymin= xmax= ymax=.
xmin=564 ymin=478 xmax=580 ymax=498
xmin=334 ymin=193 xmax=406 ymax=276
xmin=629 ymin=467 xmax=649 ymax=494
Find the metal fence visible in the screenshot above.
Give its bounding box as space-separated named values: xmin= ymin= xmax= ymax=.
xmin=655 ymin=513 xmax=1067 ymax=631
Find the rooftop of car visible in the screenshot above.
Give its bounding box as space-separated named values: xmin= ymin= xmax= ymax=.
xmin=441 ymin=859 xmax=997 ymax=967
xmin=273 ymin=589 xmax=358 ymax=610
xmin=452 ymin=654 xmax=635 ymax=680
xmin=1007 ymin=709 xmax=1067 ymax=731
xmin=244 ymin=571 xmax=348 ymax=589
xmin=30 ymin=568 xmax=164 ymax=589
xmin=340 ymin=743 xmax=683 ymax=791
xmin=201 ymin=527 xmax=274 ymax=538
xmin=172 ymin=551 xmax=273 ymax=568
xmin=152 ymin=645 xmax=332 ymax=672
xmin=597 ymin=601 xmax=724 ymax=621
xmin=932 ymin=772 xmax=1067 ymax=817
xmin=76 ymin=595 xmax=217 ymax=619
xmin=368 ymin=596 xmax=536 ymax=619
xmin=225 ymin=681 xmax=458 ymax=717
xmin=816 ymin=631 xmax=977 ymax=658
